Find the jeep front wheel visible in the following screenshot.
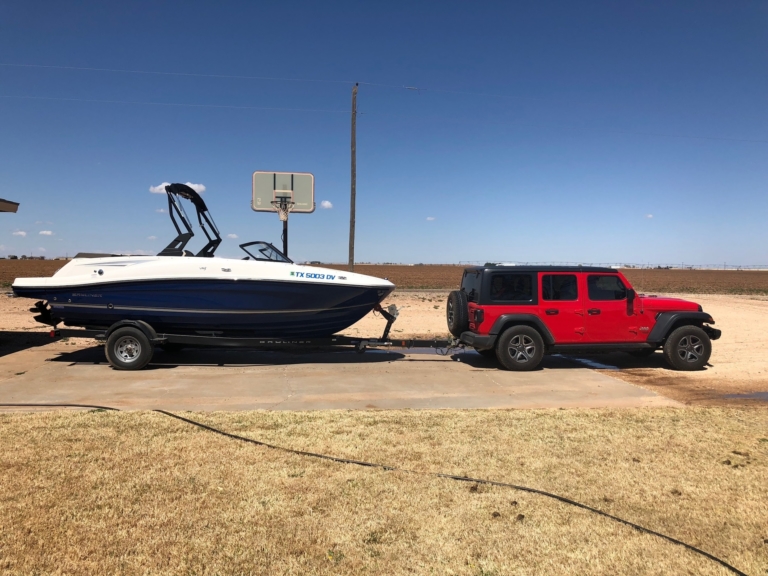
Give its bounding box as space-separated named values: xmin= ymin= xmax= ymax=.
xmin=663 ymin=325 xmax=711 ymax=371
xmin=446 ymin=290 xmax=469 ymax=337
xmin=497 ymin=326 xmax=544 ymax=371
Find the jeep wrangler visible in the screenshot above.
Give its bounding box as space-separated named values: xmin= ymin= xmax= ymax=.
xmin=446 ymin=265 xmax=721 ymax=371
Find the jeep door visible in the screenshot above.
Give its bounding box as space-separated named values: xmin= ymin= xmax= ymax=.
xmin=584 ymin=274 xmax=637 ymax=342
xmin=538 ymin=273 xmax=584 ymax=343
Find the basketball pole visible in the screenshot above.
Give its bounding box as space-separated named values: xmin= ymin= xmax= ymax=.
xmin=348 ymin=83 xmax=358 ymax=273
xmin=281 ymin=203 xmax=289 ymax=257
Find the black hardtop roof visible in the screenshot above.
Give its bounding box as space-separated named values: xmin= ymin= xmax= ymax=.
xmin=464 ymin=265 xmax=619 ymax=273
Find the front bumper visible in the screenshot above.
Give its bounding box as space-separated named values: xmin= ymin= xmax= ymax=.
xmin=704 ymin=326 xmax=722 ymax=341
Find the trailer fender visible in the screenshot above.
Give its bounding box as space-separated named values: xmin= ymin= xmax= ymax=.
xmin=105 ymin=319 xmax=160 ymax=342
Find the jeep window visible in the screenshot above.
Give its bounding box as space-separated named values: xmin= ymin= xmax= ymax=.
xmin=542 ymin=274 xmax=578 ymax=301
xmin=461 ymin=270 xmax=481 ymax=302
xmin=587 ymin=275 xmax=627 ymax=301
xmin=489 ymin=273 xmax=533 ymax=302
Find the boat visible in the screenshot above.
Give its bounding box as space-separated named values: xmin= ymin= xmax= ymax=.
xmin=12 ymin=184 xmax=394 ymax=338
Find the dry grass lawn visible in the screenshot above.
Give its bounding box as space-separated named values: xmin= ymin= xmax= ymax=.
xmin=1 ymin=408 xmax=766 ymax=575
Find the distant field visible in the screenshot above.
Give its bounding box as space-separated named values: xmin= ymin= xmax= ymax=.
xmin=320 ymin=264 xmax=768 ymax=294
xmin=0 ymin=260 xmax=64 ymax=286
xmin=3 ymin=260 xmax=767 ymax=294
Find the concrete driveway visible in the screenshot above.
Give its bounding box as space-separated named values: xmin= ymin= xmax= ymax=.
xmin=0 ymin=338 xmax=680 ymax=410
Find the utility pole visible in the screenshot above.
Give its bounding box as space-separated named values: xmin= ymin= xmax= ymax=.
xmin=348 ymin=83 xmax=358 ymax=272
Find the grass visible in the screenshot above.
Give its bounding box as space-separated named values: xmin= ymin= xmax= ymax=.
xmin=1 ymin=408 xmax=767 ymax=575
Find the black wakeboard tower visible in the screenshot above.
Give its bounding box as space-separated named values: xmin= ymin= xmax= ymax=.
xmin=158 ymin=183 xmax=222 ymax=257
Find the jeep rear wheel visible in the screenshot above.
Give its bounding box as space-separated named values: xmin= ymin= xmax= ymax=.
xmin=497 ymin=326 xmax=544 ymax=371
xmin=663 ymin=325 xmax=711 ymax=371
xmin=446 ymin=290 xmax=469 ymax=337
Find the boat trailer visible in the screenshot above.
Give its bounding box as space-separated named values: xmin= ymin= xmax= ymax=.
xmin=45 ymin=303 xmax=460 ymax=370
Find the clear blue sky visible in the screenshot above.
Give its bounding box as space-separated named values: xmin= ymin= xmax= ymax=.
xmin=1 ymin=0 xmax=766 ymax=265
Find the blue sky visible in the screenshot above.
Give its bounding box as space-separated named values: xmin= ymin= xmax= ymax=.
xmin=1 ymin=0 xmax=766 ymax=265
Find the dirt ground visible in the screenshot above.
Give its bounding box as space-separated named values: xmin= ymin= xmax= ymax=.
xmin=1 ymin=409 xmax=766 ymax=575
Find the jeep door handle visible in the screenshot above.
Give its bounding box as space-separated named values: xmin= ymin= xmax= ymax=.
xmin=545 ymin=309 xmax=559 ymax=315
xmin=588 ymin=308 xmax=601 ymax=315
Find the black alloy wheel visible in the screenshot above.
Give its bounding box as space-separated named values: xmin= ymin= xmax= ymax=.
xmin=663 ymin=325 xmax=711 ymax=371
xmin=105 ymin=326 xmax=153 ymax=370
xmin=497 ymin=325 xmax=545 ymax=371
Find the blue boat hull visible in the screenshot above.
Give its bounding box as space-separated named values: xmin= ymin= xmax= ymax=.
xmin=14 ymin=279 xmax=393 ymax=337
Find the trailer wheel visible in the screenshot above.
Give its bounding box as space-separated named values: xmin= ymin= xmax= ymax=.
xmin=446 ymin=290 xmax=469 ymax=337
xmin=105 ymin=327 xmax=153 ymax=370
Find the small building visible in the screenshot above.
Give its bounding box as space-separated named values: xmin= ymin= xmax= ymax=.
xmin=0 ymin=198 xmax=19 ymax=213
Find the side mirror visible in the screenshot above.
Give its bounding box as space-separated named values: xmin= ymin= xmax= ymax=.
xmin=627 ymin=289 xmax=636 ymax=315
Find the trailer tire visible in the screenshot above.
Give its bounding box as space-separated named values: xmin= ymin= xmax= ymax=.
xmin=105 ymin=327 xmax=153 ymax=370
xmin=446 ymin=290 xmax=469 ymax=337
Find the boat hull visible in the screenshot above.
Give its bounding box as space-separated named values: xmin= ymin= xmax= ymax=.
xmin=13 ymin=278 xmax=393 ymax=337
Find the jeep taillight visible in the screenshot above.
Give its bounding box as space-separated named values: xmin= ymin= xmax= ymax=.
xmin=473 ymin=309 xmax=484 ymax=324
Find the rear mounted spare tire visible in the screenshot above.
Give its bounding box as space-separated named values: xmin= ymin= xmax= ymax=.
xmin=446 ymin=290 xmax=469 ymax=337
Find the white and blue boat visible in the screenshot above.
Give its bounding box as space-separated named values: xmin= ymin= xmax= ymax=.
xmin=13 ymin=184 xmax=394 ymax=338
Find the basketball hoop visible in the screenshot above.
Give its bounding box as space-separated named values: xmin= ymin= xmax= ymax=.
xmin=271 ymin=198 xmax=295 ymax=222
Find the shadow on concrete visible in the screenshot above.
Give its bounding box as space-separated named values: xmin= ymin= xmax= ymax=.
xmin=452 ymin=349 xmax=685 ymax=372
xmin=46 ymin=343 xmax=685 ymax=373
xmin=48 ymin=344 xmax=409 ymax=369
xmin=0 ymin=330 xmax=56 ymax=358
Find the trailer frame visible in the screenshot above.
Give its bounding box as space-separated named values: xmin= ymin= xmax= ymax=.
xmin=46 ymin=304 xmax=461 ymax=370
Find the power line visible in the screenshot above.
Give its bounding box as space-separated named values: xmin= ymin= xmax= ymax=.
xmin=0 ymin=62 xmax=532 ymax=99
xmin=0 ymin=94 xmax=347 ymax=113
xmin=1 ymin=63 xmax=765 ymax=144
xmin=0 ymin=62 xmax=359 ymax=85
xmin=357 ymin=111 xmax=768 ymax=144
xmin=1 ymin=93 xmax=764 ymax=144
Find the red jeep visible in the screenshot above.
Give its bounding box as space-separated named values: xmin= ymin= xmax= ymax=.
xmin=447 ymin=266 xmax=721 ymax=371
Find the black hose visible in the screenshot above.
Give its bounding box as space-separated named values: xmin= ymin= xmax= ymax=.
xmin=157 ymin=410 xmax=748 ymax=576
xmin=0 ymin=403 xmax=748 ymax=576
xmin=0 ymin=403 xmax=119 ymax=411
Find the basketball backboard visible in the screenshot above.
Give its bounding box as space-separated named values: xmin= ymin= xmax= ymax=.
xmin=252 ymin=171 xmax=315 ymax=213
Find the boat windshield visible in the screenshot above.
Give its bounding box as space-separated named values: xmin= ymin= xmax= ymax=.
xmin=239 ymin=241 xmax=293 ymax=263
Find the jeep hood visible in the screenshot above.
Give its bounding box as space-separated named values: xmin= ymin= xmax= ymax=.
xmin=638 ymin=295 xmax=701 ymax=312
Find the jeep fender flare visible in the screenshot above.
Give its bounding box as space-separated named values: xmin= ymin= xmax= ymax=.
xmin=105 ymin=319 xmax=159 ymax=342
xmin=489 ymin=314 xmax=556 ymax=346
xmin=647 ymin=312 xmax=715 ymax=345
